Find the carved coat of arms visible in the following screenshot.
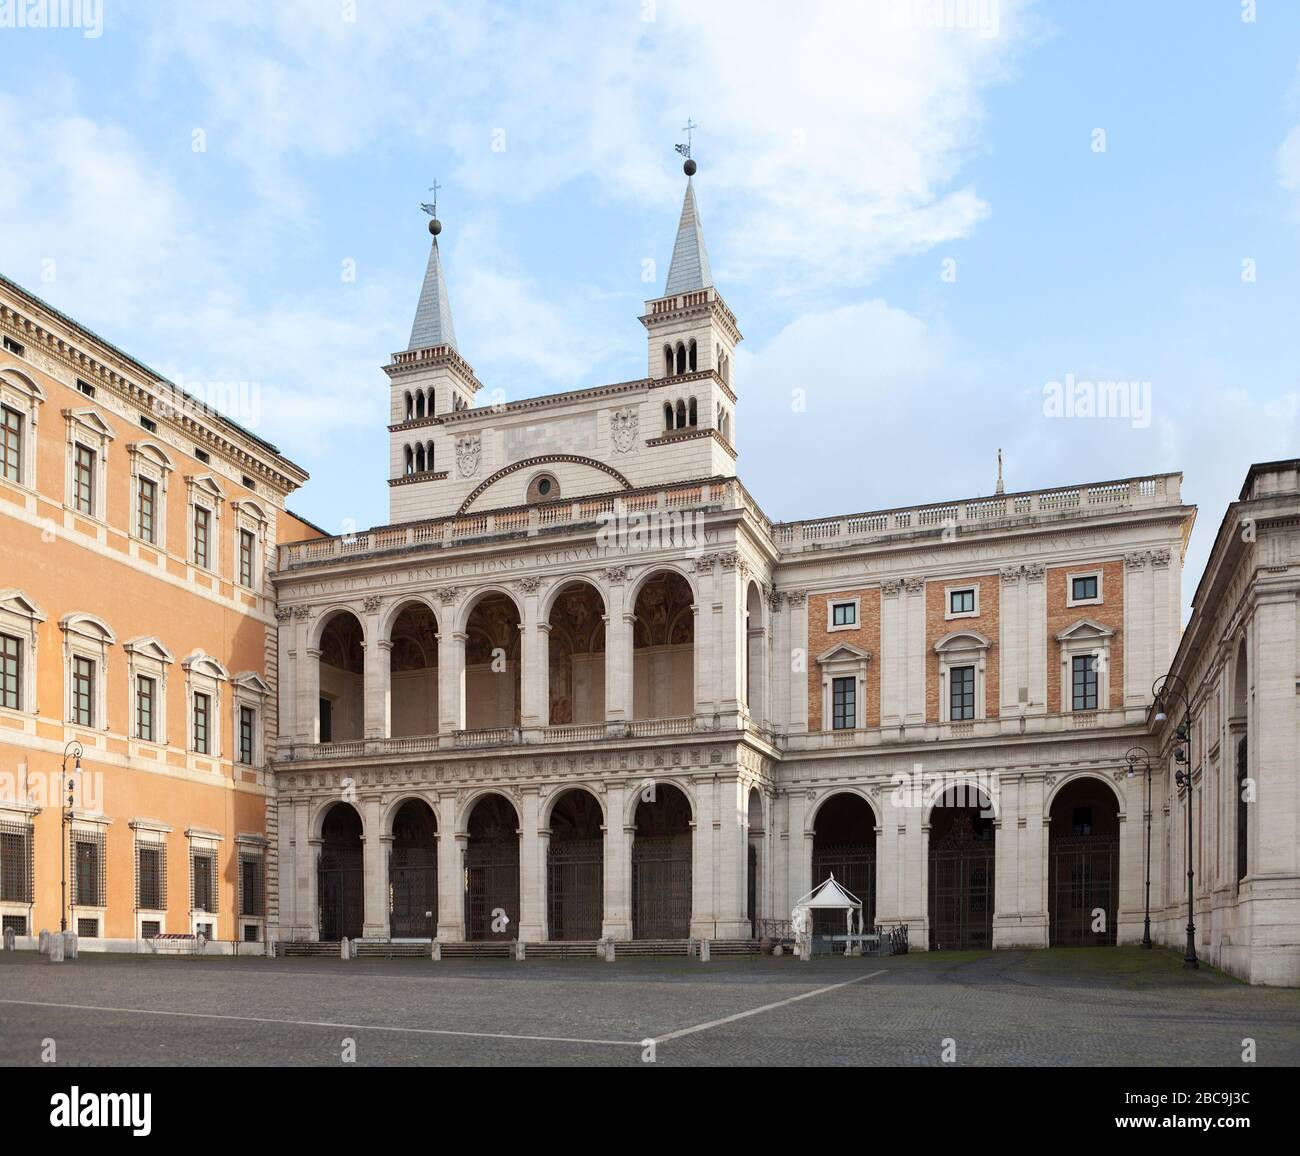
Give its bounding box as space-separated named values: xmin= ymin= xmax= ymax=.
xmin=455 ymin=434 xmax=481 ymax=478
xmin=610 ymin=407 xmax=638 ymax=454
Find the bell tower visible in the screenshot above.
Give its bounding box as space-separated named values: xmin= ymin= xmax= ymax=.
xmin=640 ymin=148 xmax=742 ymax=449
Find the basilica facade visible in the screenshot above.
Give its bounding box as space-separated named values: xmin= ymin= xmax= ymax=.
xmin=267 ymin=171 xmax=1298 ymax=984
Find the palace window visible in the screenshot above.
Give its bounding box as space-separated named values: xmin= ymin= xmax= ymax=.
xmin=72 ymin=830 xmax=106 ymax=908
xmin=231 ymin=672 xmax=269 ymax=768
xmin=1071 ymin=654 xmax=1098 ymax=711
xmin=1 ymin=405 xmax=22 ymax=482
xmin=192 ymin=506 xmax=210 ymax=569
xmin=191 ymin=850 xmax=215 ymax=914
xmin=184 ymin=653 xmax=228 ymax=758
xmin=950 ymin=665 xmax=976 ymax=721
xmin=136 ymin=675 xmax=156 ymax=742
xmin=239 ymin=529 xmax=255 ymax=588
xmin=239 ymin=849 xmax=265 ymax=917
xmin=0 ymin=820 xmax=34 ymax=904
xmin=831 ymin=676 xmax=857 ymax=730
xmin=186 ymin=474 xmax=225 ymax=573
xmin=238 ymin=705 xmax=255 ymax=765
xmin=192 ymin=692 xmax=211 ymax=754
xmin=0 ymin=633 xmax=20 ymax=710
xmin=73 ymin=444 xmax=96 ymax=515
xmin=61 ymin=613 xmax=114 ymax=730
xmin=136 ymin=842 xmax=165 ymax=911
xmin=136 ymin=476 xmax=157 ymax=542
xmin=828 ymin=599 xmax=858 ymax=631
xmin=948 ymin=587 xmax=976 ymax=616
xmin=72 ymin=657 xmax=95 ymax=727
xmin=63 ymin=408 xmax=113 ymax=520
xmin=129 ymin=441 xmax=172 ymax=549
xmin=1067 ymin=570 xmax=1103 ymax=606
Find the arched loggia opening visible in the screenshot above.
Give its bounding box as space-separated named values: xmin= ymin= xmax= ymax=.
xmin=317 ymin=611 xmax=364 ymax=744
xmin=744 ymin=581 xmax=766 ymax=721
xmin=389 ymin=799 xmax=437 ymax=939
xmin=811 ymin=793 xmax=877 ymax=938
xmin=631 ymin=783 xmax=692 ymax=939
xmin=389 ymin=602 xmax=439 ymax=737
xmin=546 ymin=789 xmax=604 ymax=940
xmin=632 ymin=571 xmax=694 ymax=721
xmin=547 ymin=582 xmax=606 ymax=725
xmin=1049 ymin=778 xmax=1120 ymax=946
xmin=927 ymin=785 xmax=995 ymax=950
xmin=464 ymin=592 xmax=522 ymax=730
xmin=318 ymin=803 xmax=363 ymax=941
xmin=464 ymin=794 xmax=520 ymax=941
xmin=747 ymin=787 xmax=764 ymax=937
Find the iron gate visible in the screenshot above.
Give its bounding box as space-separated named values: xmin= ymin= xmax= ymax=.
xmin=747 ymin=843 xmax=758 ymax=936
xmin=632 ymin=834 xmax=691 ymax=939
xmin=464 ymin=840 xmax=519 ymax=940
xmin=390 ymin=846 xmax=437 ymax=938
xmin=928 ymin=815 xmax=994 ymax=950
xmin=318 ymin=853 xmax=363 ymax=942
xmin=1050 ymin=834 xmax=1118 ymax=946
xmin=547 ymin=837 xmax=603 ymax=940
xmin=811 ymin=842 xmax=876 ymax=937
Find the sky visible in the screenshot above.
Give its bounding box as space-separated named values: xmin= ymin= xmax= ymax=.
xmin=2 ymin=0 xmax=1298 ymax=616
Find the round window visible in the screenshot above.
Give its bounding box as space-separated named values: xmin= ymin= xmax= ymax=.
xmin=538 ymin=478 xmax=551 ymax=496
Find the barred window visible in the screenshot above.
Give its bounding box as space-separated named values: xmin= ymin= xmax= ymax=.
xmin=74 ymin=443 xmax=96 ymax=515
xmin=71 ymin=831 xmax=106 ymax=908
xmin=239 ymin=853 xmax=264 ymax=917
xmin=0 ymin=632 xmax=20 ymax=710
xmin=1 ymin=405 xmax=21 ymax=483
xmin=136 ymin=675 xmax=155 ymax=742
xmin=77 ymin=916 xmax=99 ymax=938
xmin=0 ymin=821 xmax=34 ymax=903
xmin=136 ymin=841 xmax=167 ymax=911
xmin=137 ymin=476 xmax=157 ymax=543
xmin=1 ymin=913 xmax=27 ymax=936
xmin=950 ymin=665 xmax=975 ymax=721
xmin=239 ymin=529 xmax=256 ymax=589
xmin=191 ymin=849 xmax=217 ymax=914
xmin=238 ymin=705 xmax=255 ymax=766
xmin=193 ymin=506 xmax=210 ymax=569
xmin=72 ymin=656 xmax=95 ymax=727
xmin=193 ymin=692 xmax=210 ymax=754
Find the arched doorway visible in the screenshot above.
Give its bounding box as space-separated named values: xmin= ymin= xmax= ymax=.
xmin=464 ymin=794 xmax=520 ymax=941
xmin=389 ymin=603 xmax=439 ymax=737
xmin=547 ymin=583 xmax=606 ymax=725
xmin=747 ymin=787 xmax=764 ymax=937
xmin=546 ymin=789 xmax=604 ymax=940
xmin=632 ymin=571 xmax=694 ymax=721
xmin=1049 ymin=778 xmax=1119 ymax=946
xmin=464 ymin=593 xmax=522 ymax=730
xmin=390 ymin=799 xmax=437 ymax=939
xmin=811 ymin=793 xmax=877 ymax=938
xmin=928 ymin=785 xmax=995 ymax=950
xmin=318 ymin=803 xmax=363 ymax=941
xmin=318 ymin=611 xmax=364 ymax=743
xmin=631 ymin=783 xmax=692 ymax=939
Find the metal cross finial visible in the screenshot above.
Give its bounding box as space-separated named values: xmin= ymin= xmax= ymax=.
xmin=420 ymin=180 xmax=442 ymax=217
xmin=675 ymin=118 xmax=698 ymax=159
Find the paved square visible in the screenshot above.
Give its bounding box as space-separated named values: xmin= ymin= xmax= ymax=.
xmin=0 ymin=948 xmax=1295 ymax=1066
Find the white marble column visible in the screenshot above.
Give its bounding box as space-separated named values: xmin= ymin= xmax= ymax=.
xmin=364 ymin=638 xmax=392 ymax=739
xmin=361 ymin=793 xmax=388 ymax=939
xmin=518 ymin=789 xmax=545 ymax=941
xmin=602 ymin=580 xmax=632 ymax=725
xmin=436 ymin=794 xmax=464 ymax=941
xmin=437 ymin=628 xmax=466 ymax=740
xmin=689 ymin=776 xmax=715 ymax=938
xmin=519 ymin=594 xmax=547 ymax=731
xmin=296 ymin=610 xmax=318 ymax=743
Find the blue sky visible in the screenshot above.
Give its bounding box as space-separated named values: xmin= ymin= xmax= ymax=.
xmin=2 ymin=1 xmax=1298 ymax=612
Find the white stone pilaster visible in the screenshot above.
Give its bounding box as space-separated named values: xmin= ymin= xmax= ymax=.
xmin=436 ymin=794 xmax=465 ymax=941
xmin=602 ymin=782 xmax=631 ymax=939
xmin=518 ymin=790 xmax=546 ymax=940
xmin=362 ymin=794 xmax=387 ymax=938
xmin=690 ymin=775 xmax=715 ymax=938
xmin=437 ymin=629 xmax=466 ymax=738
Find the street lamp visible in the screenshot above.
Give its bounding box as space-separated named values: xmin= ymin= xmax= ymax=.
xmin=60 ymin=741 xmax=83 ymax=934
xmin=1125 ymin=747 xmax=1153 ymax=949
xmin=1153 ymin=674 xmax=1196 ymax=968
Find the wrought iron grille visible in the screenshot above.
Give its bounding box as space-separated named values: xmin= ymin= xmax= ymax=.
xmin=631 ymin=834 xmax=691 ymax=939
xmin=811 ymin=841 xmax=876 ymax=938
xmin=135 ymin=840 xmax=167 ymax=911
xmin=0 ymin=820 xmax=34 ymax=904
xmin=318 ymin=844 xmax=363 ymax=941
xmin=547 ymin=837 xmax=603 ymax=940
xmin=928 ymin=815 xmax=994 ymax=950
xmin=190 ymin=847 xmax=217 ymax=914
xmin=464 ymin=839 xmax=520 ymax=940
xmin=389 ymin=844 xmax=436 ymax=937
xmin=71 ymin=829 xmax=106 ymax=909
xmin=1049 ymin=834 xmax=1118 ymax=946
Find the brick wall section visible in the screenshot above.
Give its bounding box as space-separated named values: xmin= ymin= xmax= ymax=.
xmin=926 ymin=575 xmax=1001 ymax=721
xmin=807 ymin=588 xmax=881 ymax=730
xmin=1046 ymin=560 xmax=1125 ymax=712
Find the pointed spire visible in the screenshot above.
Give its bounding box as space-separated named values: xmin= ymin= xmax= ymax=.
xmin=409 ymin=193 xmax=458 ymax=352
xmin=663 ymin=176 xmax=714 ymax=296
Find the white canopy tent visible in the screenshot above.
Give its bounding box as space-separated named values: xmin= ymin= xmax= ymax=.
xmin=790 ymin=873 xmax=864 ymax=958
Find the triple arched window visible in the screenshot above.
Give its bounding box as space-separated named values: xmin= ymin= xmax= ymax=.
xmin=404 ymin=441 xmax=436 ymax=475
xmin=663 ymin=397 xmax=699 ymax=431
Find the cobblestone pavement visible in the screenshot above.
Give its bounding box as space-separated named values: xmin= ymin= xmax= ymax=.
xmin=0 ymin=947 xmax=1295 ymax=1066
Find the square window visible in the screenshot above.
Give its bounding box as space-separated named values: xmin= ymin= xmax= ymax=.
xmin=950 ymin=588 xmax=975 ymax=615
xmin=950 ymin=665 xmax=975 ymax=721
xmin=831 ymin=676 xmax=857 ymax=730
xmin=1071 ymin=654 xmax=1098 ymax=711
xmin=1071 ymin=574 xmax=1099 ymax=602
xmin=831 ymin=602 xmax=856 ymax=628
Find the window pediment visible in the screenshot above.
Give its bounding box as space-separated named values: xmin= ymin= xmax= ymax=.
xmin=188 ymin=473 xmax=226 ymax=502
xmin=0 ymin=589 xmax=46 ymax=624
xmin=63 ymin=407 xmax=115 ymax=440
xmin=232 ymin=671 xmax=270 ymax=697
xmin=934 ymin=629 xmax=991 ymax=654
xmin=816 ymin=642 xmax=873 ymax=666
xmin=0 ymin=366 xmax=45 ymax=404
xmin=129 ymin=440 xmax=174 ymax=473
xmin=1056 ymin=617 xmax=1113 ymax=643
xmin=183 ymin=651 xmax=229 ymax=680
xmin=59 ymin=612 xmax=116 ymax=644
xmin=124 ymin=636 xmax=175 ymax=664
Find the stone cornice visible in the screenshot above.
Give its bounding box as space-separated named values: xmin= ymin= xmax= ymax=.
xmin=644 ymin=427 xmax=737 ymax=459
